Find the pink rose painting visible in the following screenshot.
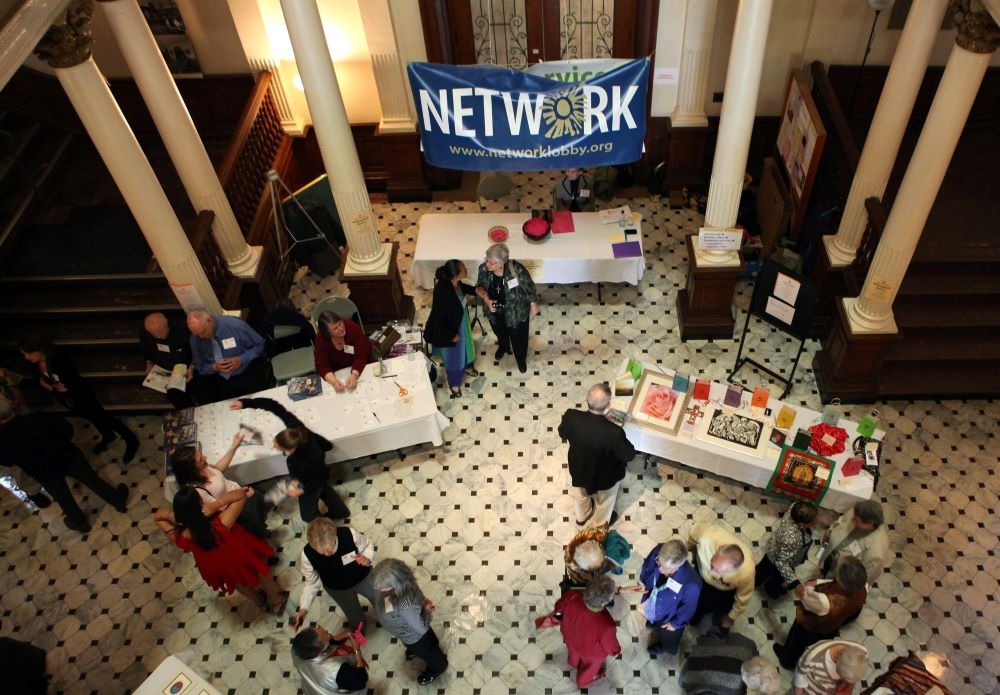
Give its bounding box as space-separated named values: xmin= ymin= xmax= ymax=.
xmin=639 ymin=384 xmax=677 ymax=421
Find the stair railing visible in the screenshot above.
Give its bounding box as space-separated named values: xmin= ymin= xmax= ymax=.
xmin=851 ymin=196 xmax=888 ymax=288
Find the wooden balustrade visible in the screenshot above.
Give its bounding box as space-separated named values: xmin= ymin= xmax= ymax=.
xmin=851 ymin=197 xmax=887 ymax=288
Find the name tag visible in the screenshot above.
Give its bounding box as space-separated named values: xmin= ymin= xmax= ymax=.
xmin=156 ymin=343 xmax=171 ymax=353
xmin=383 ymin=596 xmax=394 ymax=613
xmin=580 ymin=188 xmax=590 ymax=198
xmin=221 ymin=337 xmax=237 ymax=350
xmin=344 ymin=344 xmax=355 ymax=355
xmin=341 ymin=551 xmax=357 ymax=565
xmin=848 ymin=541 xmax=862 ymax=556
xmin=507 ymin=277 xmax=519 ymax=290
xmin=666 ymin=577 xmax=683 ymax=593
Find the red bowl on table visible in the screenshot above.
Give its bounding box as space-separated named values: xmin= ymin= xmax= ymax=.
xmin=522 ymin=217 xmax=551 ymax=243
xmin=488 ymin=225 xmax=509 ymax=242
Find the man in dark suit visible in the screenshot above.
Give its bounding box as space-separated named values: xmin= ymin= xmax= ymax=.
xmin=139 ymin=312 xmax=195 ymax=409
xmin=0 ymin=396 xmax=127 ymax=533
xmin=558 ymin=383 xmax=636 ymax=527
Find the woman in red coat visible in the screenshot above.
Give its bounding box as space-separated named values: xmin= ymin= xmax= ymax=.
xmin=554 ymin=574 xmax=621 ymax=687
xmin=314 ymin=311 xmax=372 ymax=393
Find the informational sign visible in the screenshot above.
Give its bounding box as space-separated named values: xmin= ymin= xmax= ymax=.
xmin=773 ymin=273 xmax=801 ymax=305
xmin=862 ymin=274 xmax=895 ymax=304
xmin=653 ymin=67 xmax=679 ymax=85
xmin=169 ymin=282 xmax=204 ymax=313
xmin=765 ymin=296 xmax=796 ymax=325
xmin=697 ymin=227 xmax=743 ymax=250
xmin=408 ymin=58 xmax=650 ymax=171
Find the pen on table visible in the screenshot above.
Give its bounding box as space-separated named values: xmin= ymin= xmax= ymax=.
xmin=372 ymin=411 xmax=381 ymax=423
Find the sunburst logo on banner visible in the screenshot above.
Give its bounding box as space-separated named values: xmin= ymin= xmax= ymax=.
xmin=542 ymin=84 xmax=585 ymax=139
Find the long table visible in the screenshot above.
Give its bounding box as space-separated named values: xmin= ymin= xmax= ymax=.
xmin=164 ymin=355 xmax=449 ymax=499
xmin=411 ymin=212 xmax=645 ymax=289
xmin=610 ymin=357 xmax=878 ymax=512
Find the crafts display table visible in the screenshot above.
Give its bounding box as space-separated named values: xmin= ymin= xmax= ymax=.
xmin=610 ymin=357 xmax=879 ymax=512
xmin=164 ymin=355 xmax=449 ymax=500
xmin=134 ymin=654 xmax=222 ymax=695
xmin=411 ymin=212 xmax=645 ymax=289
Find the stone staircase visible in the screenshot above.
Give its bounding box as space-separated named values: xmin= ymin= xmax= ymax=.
xmin=876 ymin=242 xmax=1000 ymax=399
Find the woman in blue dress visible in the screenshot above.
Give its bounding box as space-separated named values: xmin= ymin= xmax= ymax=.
xmin=424 ymin=259 xmax=478 ymax=397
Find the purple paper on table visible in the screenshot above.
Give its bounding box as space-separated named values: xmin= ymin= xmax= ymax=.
xmin=611 ymin=241 xmax=642 ymax=258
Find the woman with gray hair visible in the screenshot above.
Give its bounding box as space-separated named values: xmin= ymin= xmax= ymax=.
xmin=475 ymin=242 xmax=539 ymax=373
xmin=741 ymin=656 xmax=781 ymax=694
xmin=370 ymin=559 xmax=447 ymax=685
xmin=552 ymin=574 xmax=621 ymax=688
xmin=793 ymin=640 xmax=868 ymax=694
xmin=635 ymin=539 xmax=703 ymax=657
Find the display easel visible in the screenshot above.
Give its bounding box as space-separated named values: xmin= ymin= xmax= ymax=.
xmin=266 ymin=169 xmax=339 ymax=264
xmin=729 ymin=258 xmax=817 ymax=399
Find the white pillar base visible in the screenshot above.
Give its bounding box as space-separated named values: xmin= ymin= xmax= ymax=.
xmin=378 ymin=116 xmax=416 ymax=134
xmin=671 ymin=112 xmax=709 ymax=128
xmin=693 ymin=244 xmax=741 ymax=268
xmin=843 ymin=296 xmax=898 ymax=334
xmin=343 ymin=242 xmax=393 ymax=276
xmin=822 ymin=235 xmax=855 ymax=268
xmin=227 ymin=244 xmax=264 ymax=278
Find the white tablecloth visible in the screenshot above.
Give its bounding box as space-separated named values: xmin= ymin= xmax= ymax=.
xmin=611 ymin=357 xmax=877 ymax=513
xmin=412 ymin=212 xmax=645 ymax=289
xmin=134 ymin=654 xmax=222 ymax=695
xmin=164 ymin=355 xmax=449 ymax=499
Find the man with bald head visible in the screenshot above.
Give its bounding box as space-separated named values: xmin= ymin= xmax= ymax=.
xmin=139 ymin=312 xmax=195 ymax=409
xmin=558 ymin=383 xmax=636 ymax=527
xmin=186 ymin=310 xmax=269 ymax=404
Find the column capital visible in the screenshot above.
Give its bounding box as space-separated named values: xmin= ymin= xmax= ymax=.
xmin=33 ymin=0 xmax=95 ymax=68
xmin=950 ymin=0 xmax=1000 ymax=53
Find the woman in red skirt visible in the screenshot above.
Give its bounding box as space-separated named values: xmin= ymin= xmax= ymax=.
xmin=155 ymin=486 xmax=287 ymax=611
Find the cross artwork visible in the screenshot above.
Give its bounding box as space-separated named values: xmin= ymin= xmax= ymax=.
xmin=685 ymin=404 xmax=705 ymax=425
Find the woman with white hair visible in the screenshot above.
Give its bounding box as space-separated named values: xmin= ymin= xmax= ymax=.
xmin=370 ymin=559 xmax=447 ymax=686
xmin=741 ymin=656 xmax=781 ymax=695
xmin=793 ymin=640 xmax=868 ymax=694
xmin=475 ymin=242 xmax=539 ymax=373
xmin=553 ymin=574 xmax=621 ymax=688
xmin=636 ymin=539 xmax=703 ymax=657
xmin=561 ymin=522 xmax=630 ymax=591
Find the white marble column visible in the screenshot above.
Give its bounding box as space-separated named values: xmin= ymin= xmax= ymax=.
xmin=846 ymin=37 xmax=993 ymax=333
xmin=279 ymin=0 xmax=389 ymax=273
xmin=98 ymin=0 xmax=261 ymax=279
xmin=695 ymin=0 xmax=773 ymax=267
xmin=358 ymin=0 xmax=415 ymax=134
xmin=54 ymin=58 xmax=222 ymax=313
xmin=824 ymin=0 xmax=949 ymax=267
xmin=671 ymin=0 xmax=718 ymax=128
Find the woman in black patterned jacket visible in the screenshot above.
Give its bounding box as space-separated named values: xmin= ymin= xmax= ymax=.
xmin=755 ymin=501 xmax=817 ymax=598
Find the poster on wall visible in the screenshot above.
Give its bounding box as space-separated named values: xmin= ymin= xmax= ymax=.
xmin=139 ymin=0 xmax=202 ymax=77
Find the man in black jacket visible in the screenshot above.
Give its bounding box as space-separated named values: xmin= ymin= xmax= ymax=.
xmin=139 ymin=312 xmax=195 ymax=409
xmin=558 ymin=383 xmax=636 ymax=527
xmin=0 ymin=397 xmax=127 ymax=533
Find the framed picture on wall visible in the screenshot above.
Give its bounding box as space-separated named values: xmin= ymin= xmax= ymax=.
xmin=627 ymin=371 xmax=688 ymax=435
xmin=139 ymin=0 xmax=202 ymax=77
xmin=694 ymin=407 xmax=772 ymax=458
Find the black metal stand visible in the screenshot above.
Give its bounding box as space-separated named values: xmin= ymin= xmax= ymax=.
xmin=728 ymin=310 xmax=807 ymax=400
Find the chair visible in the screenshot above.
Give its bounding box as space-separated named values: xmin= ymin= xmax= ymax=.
xmin=313 ymin=296 xmax=362 ymax=328
xmin=477 ymin=172 xmax=519 ymax=212
xmin=269 ymin=324 xmax=315 ymax=384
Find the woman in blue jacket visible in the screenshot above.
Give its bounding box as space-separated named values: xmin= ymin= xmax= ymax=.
xmin=637 ymin=539 xmax=703 ymax=657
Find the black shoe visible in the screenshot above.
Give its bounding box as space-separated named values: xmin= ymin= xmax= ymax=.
xmin=417 ymin=671 xmax=442 ymax=685
xmin=609 ymin=510 xmax=619 ymax=526
xmin=93 ymin=438 xmax=114 ymax=454
xmin=516 ymin=360 xmax=527 ymax=374
xmin=404 ymin=650 xmax=415 ymax=661
xmin=494 ymin=347 xmax=507 ymax=361
xmin=64 ymin=516 xmax=92 ymax=533
xmin=113 ymin=484 xmax=129 ymax=513
xmin=647 ymin=643 xmax=665 ymax=657
xmin=122 ymin=436 xmax=139 ymax=464
xmin=28 ymin=493 xmax=52 ymax=509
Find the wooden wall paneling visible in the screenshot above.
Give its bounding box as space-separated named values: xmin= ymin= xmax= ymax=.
xmin=418 ymin=0 xmax=451 ymax=64
xmin=665 ymin=125 xmax=710 ymax=188
xmin=351 ymin=124 xmax=388 ymax=191
xmin=446 ymin=0 xmax=477 ymax=64
xmin=612 ymin=0 xmax=637 ymax=58
xmin=525 ymin=0 xmax=545 ymax=64
xmin=379 ymin=132 xmax=432 ymax=201
xmin=542 ymin=0 xmax=561 ymax=61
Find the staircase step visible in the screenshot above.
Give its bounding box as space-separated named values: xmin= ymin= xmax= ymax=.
xmin=893 ymin=300 xmax=1000 ymax=330
xmin=878 ymin=361 xmax=1000 ymax=400
xmin=0 ymin=272 xmax=168 ymax=286
xmin=886 ymin=335 xmax=1000 ymax=362
xmin=89 ymin=382 xmax=174 ymax=414
xmin=0 ymin=280 xmax=178 ymax=311
xmin=0 ymin=312 xmax=184 ymax=347
xmin=911 ymin=241 xmax=1000 ymax=266
xmin=899 ymin=267 xmax=1000 ymax=296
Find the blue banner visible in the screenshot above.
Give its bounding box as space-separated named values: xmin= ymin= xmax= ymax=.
xmin=407 ymin=58 xmax=650 ymax=172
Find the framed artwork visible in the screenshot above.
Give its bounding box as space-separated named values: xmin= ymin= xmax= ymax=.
xmin=766 ymin=446 xmax=836 ymax=504
xmin=628 ymin=371 xmax=688 ymax=435
xmin=694 ymin=408 xmax=771 ymax=458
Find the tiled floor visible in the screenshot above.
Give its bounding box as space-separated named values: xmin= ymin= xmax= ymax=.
xmin=1 ymin=173 xmax=998 ymax=694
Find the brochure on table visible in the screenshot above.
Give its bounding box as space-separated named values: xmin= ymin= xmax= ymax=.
xmin=609 ymin=356 xmax=880 ymax=506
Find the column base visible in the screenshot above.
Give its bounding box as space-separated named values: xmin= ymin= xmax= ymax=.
xmin=227 ymin=245 xmax=263 ymax=279
xmin=338 ymin=241 xmax=414 ymax=330
xmin=821 ymin=233 xmax=855 ymax=268
xmin=812 ymin=297 xmax=900 ymax=403
xmin=670 ymin=112 xmax=709 ymax=128
xmin=676 ymin=235 xmax=742 ymax=341
xmin=811 ymin=239 xmax=858 ymax=338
